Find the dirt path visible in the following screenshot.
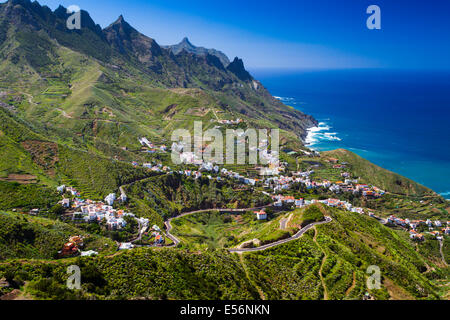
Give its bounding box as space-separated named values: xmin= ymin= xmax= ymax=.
xmin=439 ymin=240 xmax=448 ymax=267
xmin=279 ymin=213 xmax=293 ymax=230
xmin=313 ymin=227 xmax=329 ymax=300
xmin=20 ymin=92 xmax=36 ymax=107
xmin=239 ymin=254 xmax=266 ymax=300
xmin=345 ymin=272 xmax=357 ymax=297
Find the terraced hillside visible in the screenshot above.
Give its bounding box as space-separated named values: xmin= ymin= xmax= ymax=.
xmin=0 ymin=0 xmax=448 ymax=301
xmin=0 ymin=205 xmax=447 ymax=300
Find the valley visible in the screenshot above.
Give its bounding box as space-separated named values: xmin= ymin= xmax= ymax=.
xmin=0 ymin=0 xmax=448 ymax=301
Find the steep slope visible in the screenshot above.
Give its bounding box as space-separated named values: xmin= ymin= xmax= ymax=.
xmin=0 ymin=206 xmax=446 ymax=300
xmin=243 ymin=206 xmax=446 ymax=300
xmin=0 ymin=0 xmax=317 ymax=148
xmin=322 ymin=149 xmax=435 ymax=196
xmin=0 ymin=211 xmax=116 ymax=260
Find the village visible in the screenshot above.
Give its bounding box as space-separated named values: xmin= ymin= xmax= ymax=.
xmin=48 ymin=140 xmax=449 ymax=257
xmin=55 ymin=185 xmax=166 ymax=257
xmin=386 ymin=215 xmax=450 ymax=241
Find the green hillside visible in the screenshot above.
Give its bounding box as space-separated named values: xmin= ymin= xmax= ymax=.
xmin=0 ymin=211 xmax=116 ymax=261
xmin=0 ymin=0 xmax=448 ymax=301
xmin=322 ymin=149 xmax=434 ymax=196
xmin=0 ymin=205 xmax=446 ymax=300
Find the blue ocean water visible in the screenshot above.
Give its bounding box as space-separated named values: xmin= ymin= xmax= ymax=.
xmin=251 ymin=69 xmax=450 ymax=197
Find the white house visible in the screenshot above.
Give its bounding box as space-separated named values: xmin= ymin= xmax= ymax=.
xmin=119 ymin=193 xmax=127 ymax=203
xmin=119 ymin=243 xmax=133 ymax=250
xmin=295 ymin=199 xmax=304 ymax=207
xmin=255 ymin=210 xmax=267 ymax=220
xmin=62 ymin=198 xmax=70 ymax=208
xmin=105 ymin=193 xmax=116 ymax=206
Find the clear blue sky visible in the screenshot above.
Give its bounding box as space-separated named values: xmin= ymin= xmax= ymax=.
xmin=4 ymin=0 xmax=450 ymax=69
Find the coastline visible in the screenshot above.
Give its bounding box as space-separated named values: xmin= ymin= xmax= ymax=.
xmin=304 ymin=122 xmax=341 ymax=150
xmin=263 ymin=69 xmax=450 ymax=198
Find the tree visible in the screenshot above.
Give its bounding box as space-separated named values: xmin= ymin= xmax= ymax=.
xmin=49 ymin=203 xmax=65 ymax=215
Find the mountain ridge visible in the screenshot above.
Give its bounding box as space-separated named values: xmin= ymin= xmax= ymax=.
xmin=163 ymin=37 xmax=231 ymax=68
xmin=0 ymin=0 xmax=317 ymax=140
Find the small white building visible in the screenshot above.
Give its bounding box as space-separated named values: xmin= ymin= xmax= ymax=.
xmin=119 ymin=243 xmax=133 ymax=250
xmin=295 ymin=199 xmax=304 ymax=208
xmin=62 ymin=198 xmax=71 ymax=208
xmin=255 ymin=210 xmax=267 ymax=220
xmin=105 ymin=193 xmax=116 ymax=206
xmin=81 ymin=250 xmax=98 ymax=257
xmin=274 ymin=200 xmax=282 ymax=207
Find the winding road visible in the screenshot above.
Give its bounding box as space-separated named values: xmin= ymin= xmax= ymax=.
xmin=228 ymin=217 xmax=333 ymax=253
xmin=164 ymin=208 xmax=333 ymax=253
xmin=164 ymin=206 xmax=271 ymax=246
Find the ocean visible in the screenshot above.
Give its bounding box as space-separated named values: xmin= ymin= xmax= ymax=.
xmin=251 ymin=69 xmax=450 ymax=198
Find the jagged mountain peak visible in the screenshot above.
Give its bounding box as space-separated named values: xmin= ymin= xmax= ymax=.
xmin=0 ymin=0 xmax=317 ymax=138
xmin=227 ymin=57 xmax=253 ymax=82
xmin=110 ymin=14 xmax=129 ymax=27
xmin=107 ymin=14 xmax=135 ymax=32
xmin=181 ymin=37 xmax=192 ymax=45
xmin=163 ymin=37 xmax=230 ymax=67
xmin=104 ymin=13 xmax=162 ymax=61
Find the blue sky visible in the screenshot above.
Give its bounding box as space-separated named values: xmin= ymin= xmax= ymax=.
xmin=4 ymin=0 xmax=450 ymax=69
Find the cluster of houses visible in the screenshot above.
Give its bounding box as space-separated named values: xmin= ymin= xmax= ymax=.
xmin=324 ymin=158 xmax=348 ymax=169
xmin=131 ymin=161 xmax=172 ymax=174
xmin=119 ymin=224 xmax=165 ymax=250
xmin=262 ymin=170 xmax=384 ymax=198
xmin=57 ymin=185 xmax=144 ymax=232
xmin=57 ymin=185 xmax=80 ymax=197
xmin=138 ymin=137 xmax=167 ymax=154
xmin=144 ymin=224 xmax=165 ymax=246
xmin=387 ymin=215 xmax=450 ymax=241
xmin=75 ymin=201 xmax=136 ymax=230
xmin=219 ymin=168 xmax=258 ymax=186
xmin=169 ymin=163 xmax=261 ymax=186
xmin=217 ymin=118 xmax=243 ymax=125
xmin=271 ymin=195 xmax=365 ymax=215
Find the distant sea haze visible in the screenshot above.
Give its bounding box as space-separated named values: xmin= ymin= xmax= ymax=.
xmin=252 ymin=68 xmax=450 ymax=198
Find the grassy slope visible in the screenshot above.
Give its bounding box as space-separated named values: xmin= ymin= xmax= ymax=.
xmin=171 ymin=205 xmax=327 ymax=250
xmin=0 ymin=248 xmax=260 ymax=300
xmin=0 ymin=204 xmax=447 ymax=300
xmin=323 ymin=149 xmax=435 ymax=196
xmin=0 ymin=107 xmax=153 ymax=202
xmin=125 ymin=174 xmax=272 ymax=227
xmin=171 ymin=210 xmax=290 ymax=250
xmin=0 ymin=211 xmax=116 ymax=261
xmin=243 ymin=206 xmax=447 ymax=300
xmin=2 ymin=205 xmax=446 ymax=300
